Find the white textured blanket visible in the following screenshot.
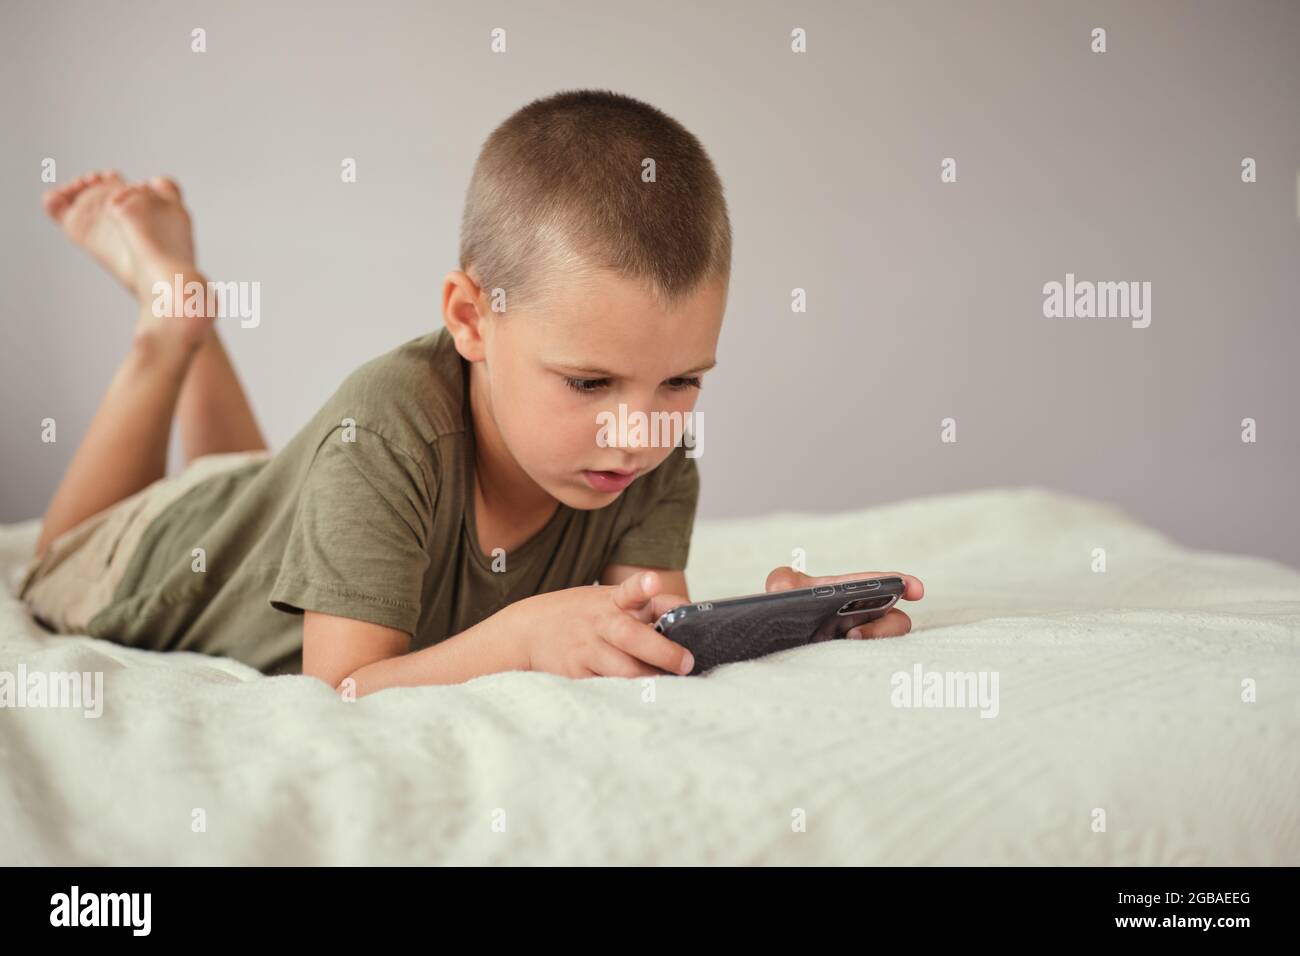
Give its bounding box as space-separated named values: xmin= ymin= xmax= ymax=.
xmin=1 ymin=486 xmax=1297 ymax=865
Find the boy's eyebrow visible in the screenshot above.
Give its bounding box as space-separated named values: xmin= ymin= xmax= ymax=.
xmin=551 ymin=359 xmax=717 ymax=377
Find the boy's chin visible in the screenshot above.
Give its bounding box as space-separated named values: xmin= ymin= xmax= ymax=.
xmin=549 ymin=475 xmax=627 ymax=510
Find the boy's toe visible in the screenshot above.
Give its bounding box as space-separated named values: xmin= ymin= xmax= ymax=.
xmin=109 ymin=183 xmax=146 ymax=209
xmin=44 ymin=177 xmax=90 ymax=219
xmin=150 ymin=176 xmax=182 ymax=199
xmin=43 ymin=188 xmax=70 ymax=219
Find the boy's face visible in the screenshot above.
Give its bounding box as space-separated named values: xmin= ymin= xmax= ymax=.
xmin=449 ymin=268 xmax=725 ymax=511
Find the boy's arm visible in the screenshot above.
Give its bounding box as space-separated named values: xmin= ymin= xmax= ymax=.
xmin=302 ymin=611 xmax=410 ymax=689
xmin=302 ymin=610 xmax=525 ymax=694
xmin=304 ymin=573 xmax=695 ymax=695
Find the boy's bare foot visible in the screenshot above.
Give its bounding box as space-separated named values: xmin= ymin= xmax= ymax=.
xmin=108 ymin=178 xmax=199 ymax=295
xmin=112 ymin=179 xmax=212 ymax=352
xmin=42 ymin=170 xmax=135 ymax=293
xmin=46 ymin=171 xmax=211 ymax=352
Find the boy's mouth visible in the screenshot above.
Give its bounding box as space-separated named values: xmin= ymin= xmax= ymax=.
xmin=582 ymin=468 xmax=638 ymax=493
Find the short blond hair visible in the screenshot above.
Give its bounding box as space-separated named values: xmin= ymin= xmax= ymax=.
xmin=459 ymin=89 xmax=732 ymax=312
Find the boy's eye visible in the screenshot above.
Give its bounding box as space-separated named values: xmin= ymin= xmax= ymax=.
xmin=667 ymin=377 xmax=703 ymax=391
xmin=564 ymin=376 xmax=608 ymax=393
xmin=562 ymin=375 xmax=703 ymax=394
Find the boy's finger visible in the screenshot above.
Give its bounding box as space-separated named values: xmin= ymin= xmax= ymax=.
xmin=605 ymin=612 xmax=694 ymax=675
xmin=846 ymin=609 xmax=912 ymax=639
xmin=766 ymin=567 xmax=924 ymax=601
xmin=585 ymin=641 xmax=663 ymax=678
xmin=625 ymin=592 xmax=691 ymax=625
xmin=808 ymin=570 xmax=921 ymax=594
xmin=648 ymin=592 xmax=690 ymax=619
xmin=764 ymin=566 xmax=809 ymax=592
xmin=612 ymin=571 xmax=659 ymax=612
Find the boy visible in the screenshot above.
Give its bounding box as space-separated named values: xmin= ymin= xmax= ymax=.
xmin=20 ymin=90 xmax=923 ymax=695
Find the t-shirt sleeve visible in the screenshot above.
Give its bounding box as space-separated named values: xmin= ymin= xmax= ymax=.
xmin=604 ymin=445 xmax=700 ymax=570
xmin=269 ymin=426 xmax=434 ymax=635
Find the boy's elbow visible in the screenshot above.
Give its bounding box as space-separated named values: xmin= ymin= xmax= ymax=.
xmin=300 ymin=660 xmax=355 ymax=692
xmin=301 ymin=610 xmax=411 ymax=694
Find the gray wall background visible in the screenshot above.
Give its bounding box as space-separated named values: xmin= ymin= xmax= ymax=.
xmin=2 ymin=0 xmax=1297 ymax=566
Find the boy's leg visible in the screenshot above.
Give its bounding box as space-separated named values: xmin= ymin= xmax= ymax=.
xmin=35 ymin=173 xmax=215 ymax=558
xmin=36 ymin=320 xmax=201 ymax=557
xmin=176 ymin=311 xmax=268 ymax=463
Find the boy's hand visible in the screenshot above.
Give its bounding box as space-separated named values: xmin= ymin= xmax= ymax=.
xmin=512 ymin=571 xmax=695 ymax=678
xmin=764 ymin=567 xmax=924 ymax=639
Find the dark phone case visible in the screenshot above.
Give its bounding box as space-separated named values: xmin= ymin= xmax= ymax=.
xmin=653 ymin=576 xmax=906 ymax=674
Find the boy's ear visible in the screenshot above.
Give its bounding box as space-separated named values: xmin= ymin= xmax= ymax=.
xmin=442 ymin=269 xmax=489 ymax=361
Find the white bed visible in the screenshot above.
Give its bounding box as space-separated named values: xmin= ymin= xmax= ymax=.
xmin=2 ymin=486 xmax=1297 ymax=865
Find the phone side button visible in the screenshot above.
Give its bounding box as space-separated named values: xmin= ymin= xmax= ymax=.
xmin=813 ymin=586 xmax=835 ymax=596
xmin=843 ymin=581 xmax=881 ymax=592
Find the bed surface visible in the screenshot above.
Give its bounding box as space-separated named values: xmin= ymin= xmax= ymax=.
xmin=2 ymin=486 xmax=1297 ymax=864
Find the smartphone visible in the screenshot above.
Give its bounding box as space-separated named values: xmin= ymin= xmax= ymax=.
xmin=652 ymin=576 xmax=906 ymax=674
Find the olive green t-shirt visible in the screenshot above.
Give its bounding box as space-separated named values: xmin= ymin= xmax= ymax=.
xmin=86 ymin=328 xmax=700 ymax=676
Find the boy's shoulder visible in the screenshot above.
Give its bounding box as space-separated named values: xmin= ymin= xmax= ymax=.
xmin=319 ymin=327 xmax=468 ymax=459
